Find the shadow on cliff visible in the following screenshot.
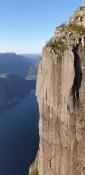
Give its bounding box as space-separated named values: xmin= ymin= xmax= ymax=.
xmin=72 ymin=45 xmax=82 ymax=107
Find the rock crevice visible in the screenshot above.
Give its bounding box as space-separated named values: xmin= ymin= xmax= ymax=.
xmin=72 ymin=45 xmax=82 ymax=106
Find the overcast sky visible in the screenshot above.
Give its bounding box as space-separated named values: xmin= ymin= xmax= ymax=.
xmin=0 ymin=0 xmax=82 ymax=53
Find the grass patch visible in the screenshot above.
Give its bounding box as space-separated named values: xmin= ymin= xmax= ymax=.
xmin=67 ymin=24 xmax=85 ymax=33
xmin=46 ymin=41 xmax=67 ymax=53
xmin=30 ymin=168 xmax=38 ymax=175
xmin=46 ymin=23 xmax=85 ymax=53
xmin=59 ymin=23 xmax=85 ymax=34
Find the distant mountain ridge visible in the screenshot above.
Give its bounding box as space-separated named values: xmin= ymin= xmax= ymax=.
xmin=0 ymin=73 xmax=36 ymax=108
xmin=20 ymin=53 xmax=41 ymax=59
xmin=0 ymin=53 xmax=40 ymax=78
xmin=0 ymin=53 xmax=40 ymax=108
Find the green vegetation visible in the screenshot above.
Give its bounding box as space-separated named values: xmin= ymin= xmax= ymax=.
xmin=46 ymin=41 xmax=67 ymax=53
xmin=60 ymin=23 xmax=85 ymax=34
xmin=30 ymin=168 xmax=38 ymax=175
xmin=46 ymin=23 xmax=85 ymax=53
xmin=56 ymin=23 xmax=67 ymax=31
xmin=67 ymin=24 xmax=85 ymax=33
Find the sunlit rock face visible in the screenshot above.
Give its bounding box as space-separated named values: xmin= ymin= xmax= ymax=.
xmin=36 ymin=43 xmax=85 ymax=175
xmin=29 ymin=2 xmax=85 ymax=175
xmin=69 ymin=1 xmax=85 ymax=27
xmin=82 ymin=0 xmax=85 ymax=6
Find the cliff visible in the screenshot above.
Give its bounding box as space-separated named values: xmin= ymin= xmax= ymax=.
xmin=29 ymin=2 xmax=85 ymax=175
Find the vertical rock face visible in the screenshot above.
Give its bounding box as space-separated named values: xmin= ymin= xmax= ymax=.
xmin=35 ymin=3 xmax=85 ymax=175
xmin=69 ymin=1 xmax=85 ymax=27
xmin=82 ymin=0 xmax=85 ymax=7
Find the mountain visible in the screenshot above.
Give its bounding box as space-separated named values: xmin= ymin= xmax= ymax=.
xmin=0 ymin=53 xmax=40 ymax=108
xmin=20 ymin=54 xmax=41 ymax=59
xmin=0 ymin=53 xmax=40 ymax=78
xmin=0 ymin=73 xmax=35 ymax=108
xmin=29 ymin=2 xmax=85 ymax=175
xmin=26 ymin=58 xmax=40 ymax=80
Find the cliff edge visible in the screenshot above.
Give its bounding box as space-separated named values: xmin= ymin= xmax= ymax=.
xmin=29 ymin=2 xmax=85 ymax=175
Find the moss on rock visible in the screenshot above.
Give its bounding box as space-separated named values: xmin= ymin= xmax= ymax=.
xmin=30 ymin=168 xmax=38 ymax=175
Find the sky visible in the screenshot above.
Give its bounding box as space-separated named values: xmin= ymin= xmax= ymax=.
xmin=0 ymin=0 xmax=82 ymax=53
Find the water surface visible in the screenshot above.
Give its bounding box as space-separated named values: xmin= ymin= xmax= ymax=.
xmin=0 ymin=91 xmax=39 ymax=175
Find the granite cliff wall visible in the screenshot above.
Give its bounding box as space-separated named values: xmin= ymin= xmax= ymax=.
xmin=29 ymin=3 xmax=85 ymax=175
xmin=36 ymin=43 xmax=85 ymax=175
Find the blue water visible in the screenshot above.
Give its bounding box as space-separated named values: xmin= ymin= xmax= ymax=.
xmin=0 ymin=91 xmax=39 ymax=175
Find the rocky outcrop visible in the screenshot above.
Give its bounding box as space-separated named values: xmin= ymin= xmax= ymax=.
xmin=69 ymin=0 xmax=85 ymax=27
xmin=29 ymin=2 xmax=85 ymax=175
